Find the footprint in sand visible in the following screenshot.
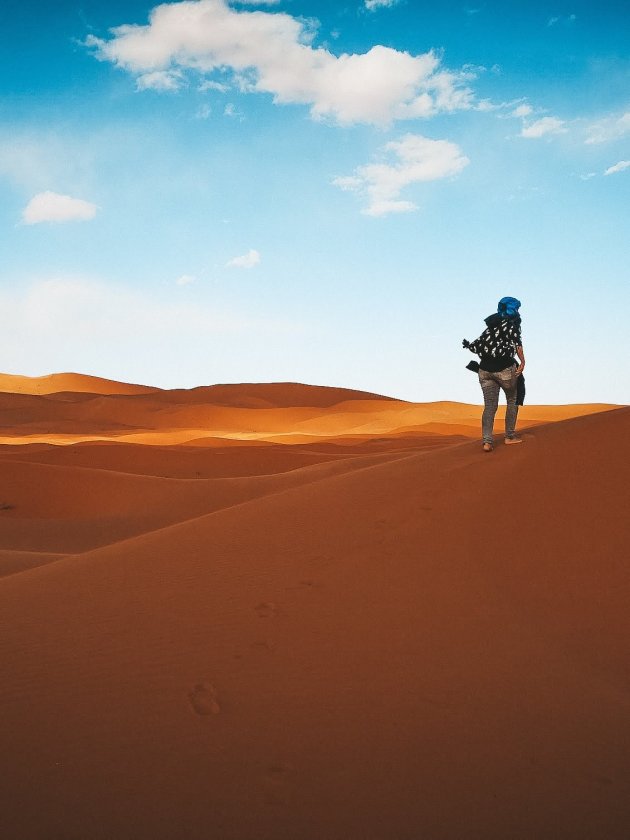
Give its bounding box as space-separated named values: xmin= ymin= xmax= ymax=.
xmin=261 ymin=762 xmax=293 ymax=806
xmin=255 ymin=601 xmax=280 ymax=618
xmin=188 ymin=682 xmax=221 ymax=716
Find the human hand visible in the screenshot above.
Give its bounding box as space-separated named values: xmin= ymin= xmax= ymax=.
xmin=516 ymin=364 xmax=525 ymax=375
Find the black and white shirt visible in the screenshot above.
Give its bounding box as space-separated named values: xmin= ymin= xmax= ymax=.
xmin=467 ymin=314 xmax=522 ymax=372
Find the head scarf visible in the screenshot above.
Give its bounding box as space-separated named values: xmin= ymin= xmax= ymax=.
xmin=497 ymin=296 xmax=521 ymax=318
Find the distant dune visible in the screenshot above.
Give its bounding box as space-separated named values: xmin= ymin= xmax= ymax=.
xmin=0 ymin=371 xmax=161 ymax=396
xmin=0 ymin=371 xmax=620 ymax=447
xmin=1 ymin=374 xmax=628 ymax=838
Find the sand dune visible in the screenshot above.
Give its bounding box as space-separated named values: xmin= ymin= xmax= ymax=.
xmin=0 ymin=371 xmax=160 ymax=396
xmin=146 ymin=381 xmax=399 ymax=408
xmin=0 ymin=447 xmax=406 ymax=555
xmin=1 ymin=389 xmax=629 ymax=839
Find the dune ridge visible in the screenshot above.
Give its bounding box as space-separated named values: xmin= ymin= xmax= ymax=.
xmin=0 ymin=371 xmax=161 ymax=396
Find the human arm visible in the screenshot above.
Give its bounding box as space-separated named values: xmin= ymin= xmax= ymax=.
xmin=515 ymin=346 xmax=525 ymax=375
xmin=463 ymin=336 xmax=483 ymax=353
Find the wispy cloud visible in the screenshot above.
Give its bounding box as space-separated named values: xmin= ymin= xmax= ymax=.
xmin=175 ymin=274 xmax=196 ymax=285
xmin=226 ymin=248 xmax=260 ymax=268
xmin=520 ymin=116 xmax=567 ymax=138
xmin=136 ymin=69 xmax=184 ymax=91
xmin=87 ymin=0 xmax=474 ymax=126
xmin=364 ymin=0 xmax=399 ymax=11
xmin=547 ymin=13 xmax=576 ymax=26
xmin=198 ymin=79 xmax=229 ymax=93
xmin=0 ymin=133 xmax=95 ymax=192
xmin=22 ymin=191 xmax=98 ymax=224
xmin=224 ymin=102 xmax=245 ymax=120
xmin=604 ymin=160 xmax=630 ymax=176
xmin=195 ymin=103 xmax=212 ymax=119
xmin=512 ymin=103 xmax=533 ymax=118
xmin=586 ymin=111 xmax=630 ymax=144
xmin=333 ymin=133 xmax=469 ymax=217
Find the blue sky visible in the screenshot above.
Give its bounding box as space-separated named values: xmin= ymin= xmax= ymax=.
xmin=0 ymin=0 xmax=628 ymax=403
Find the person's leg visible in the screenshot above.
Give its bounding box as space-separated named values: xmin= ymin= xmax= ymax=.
xmin=479 ymin=370 xmax=500 ymax=446
xmin=497 ymin=366 xmax=519 ymax=439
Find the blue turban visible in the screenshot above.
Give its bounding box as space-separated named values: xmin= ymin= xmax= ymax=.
xmin=498 ymin=296 xmax=521 ymax=318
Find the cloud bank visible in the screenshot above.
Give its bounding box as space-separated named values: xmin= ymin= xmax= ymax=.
xmin=87 ymin=0 xmax=474 ymax=126
xmin=0 ymin=277 xmax=299 ymax=385
xmin=334 ymin=134 xmax=469 ymax=216
xmin=22 ymin=192 xmax=98 ymax=225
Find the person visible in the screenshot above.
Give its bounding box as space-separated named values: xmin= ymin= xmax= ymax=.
xmin=462 ymin=296 xmax=526 ymax=452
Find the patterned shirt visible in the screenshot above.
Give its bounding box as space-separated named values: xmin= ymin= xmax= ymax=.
xmin=467 ymin=316 xmax=522 ymax=372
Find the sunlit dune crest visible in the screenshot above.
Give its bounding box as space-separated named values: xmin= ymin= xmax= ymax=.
xmin=1 ymin=373 xmax=629 ymax=838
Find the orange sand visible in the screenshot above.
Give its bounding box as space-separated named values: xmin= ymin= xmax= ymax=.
xmin=1 ymin=373 xmax=628 ymax=839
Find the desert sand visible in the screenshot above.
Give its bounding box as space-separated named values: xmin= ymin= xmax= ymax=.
xmin=1 ymin=373 xmax=628 ymax=839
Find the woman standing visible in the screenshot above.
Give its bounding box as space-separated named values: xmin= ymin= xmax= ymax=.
xmin=463 ymin=297 xmax=526 ymax=452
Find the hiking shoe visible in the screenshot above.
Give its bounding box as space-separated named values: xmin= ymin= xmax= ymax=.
xmin=482 ymin=442 xmax=493 ymax=452
xmin=505 ymin=436 xmax=523 ymax=445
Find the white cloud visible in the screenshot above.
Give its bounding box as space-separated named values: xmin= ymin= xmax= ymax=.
xmin=226 ymin=248 xmax=260 ymax=268
xmin=520 ymin=116 xmax=567 ymax=138
xmin=512 ymin=103 xmax=533 ymax=118
xmin=365 ymin=0 xmax=399 ymax=11
xmin=604 ymin=160 xmax=630 ymax=176
xmin=87 ymin=0 xmax=474 ymax=126
xmin=333 ymin=133 xmax=470 ymax=217
xmin=510 ymin=103 xmax=568 ymax=138
xmin=195 ymin=103 xmax=212 ymax=118
xmin=136 ymin=69 xmax=184 ymax=91
xmin=175 ymin=274 xmax=196 ymax=285
xmin=586 ymin=111 xmax=630 ymax=145
xmin=22 ymin=191 xmax=98 ymax=225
